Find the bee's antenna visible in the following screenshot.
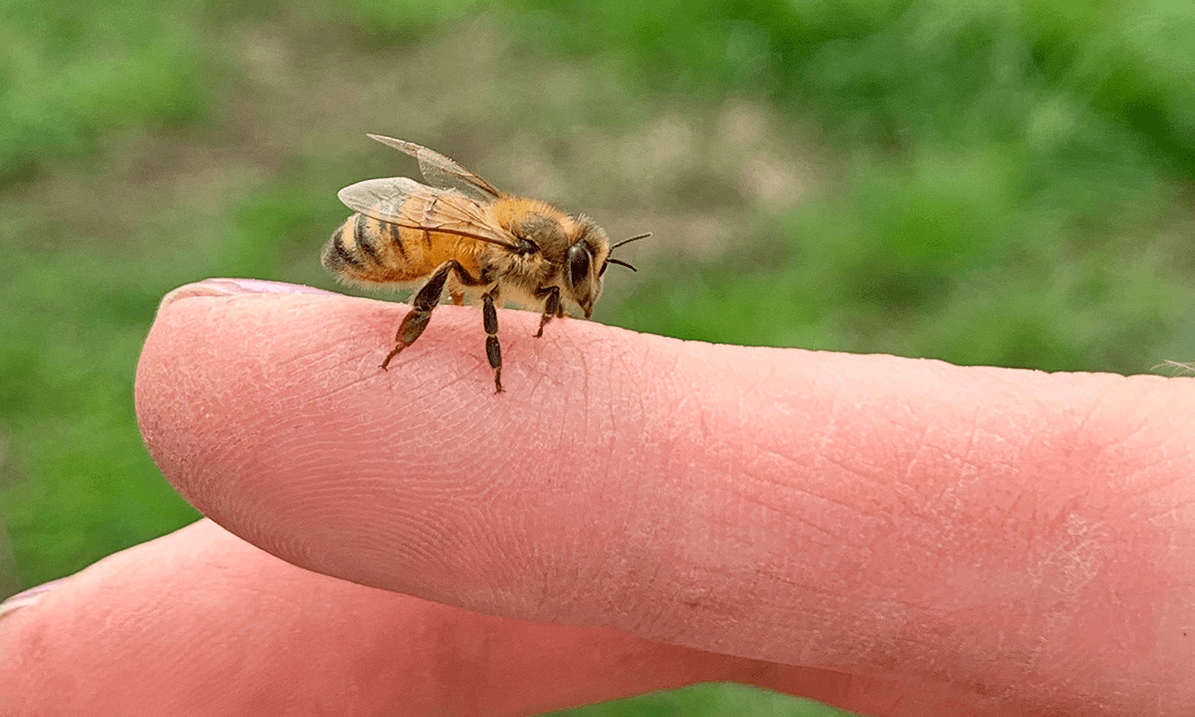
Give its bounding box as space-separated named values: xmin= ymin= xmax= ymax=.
xmin=610 ymin=232 xmax=651 ymax=251
xmin=606 ymin=258 xmax=637 ymax=272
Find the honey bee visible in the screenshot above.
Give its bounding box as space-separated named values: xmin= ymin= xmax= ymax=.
xmin=322 ymin=134 xmax=647 ymax=393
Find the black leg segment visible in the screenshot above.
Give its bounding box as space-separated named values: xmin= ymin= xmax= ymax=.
xmin=482 ymin=291 xmax=503 ymax=393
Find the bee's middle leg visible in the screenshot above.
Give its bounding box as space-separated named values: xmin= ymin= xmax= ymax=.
xmin=382 ymin=260 xmax=480 ymax=370
xmin=482 ymin=290 xmax=503 ymax=393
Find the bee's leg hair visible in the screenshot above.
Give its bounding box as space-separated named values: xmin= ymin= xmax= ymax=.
xmin=381 ymin=260 xmax=483 ymax=370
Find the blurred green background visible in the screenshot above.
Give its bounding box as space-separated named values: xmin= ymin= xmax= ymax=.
xmin=2 ymin=0 xmax=1192 ymax=714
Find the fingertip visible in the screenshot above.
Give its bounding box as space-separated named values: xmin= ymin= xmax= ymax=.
xmin=133 ymin=281 xmax=664 ymax=574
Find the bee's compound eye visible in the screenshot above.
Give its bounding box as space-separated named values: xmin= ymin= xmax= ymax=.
xmin=566 ymin=244 xmax=591 ymax=287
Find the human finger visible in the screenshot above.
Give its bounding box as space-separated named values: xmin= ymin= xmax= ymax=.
xmin=0 ymin=519 xmax=743 ymax=715
xmin=135 ymin=279 xmax=1195 ymax=715
xmin=1 ymin=518 xmax=993 ymax=716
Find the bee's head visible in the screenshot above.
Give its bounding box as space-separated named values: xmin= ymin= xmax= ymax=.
xmin=562 ymin=220 xmax=649 ymax=318
xmin=560 ymin=221 xmax=606 ymax=318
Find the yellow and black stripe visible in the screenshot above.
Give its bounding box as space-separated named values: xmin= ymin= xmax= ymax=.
xmin=322 ymin=209 xmax=486 ymax=286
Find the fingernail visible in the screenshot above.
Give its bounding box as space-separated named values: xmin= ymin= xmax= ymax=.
xmin=161 ymin=278 xmax=340 ymax=308
xmin=0 ymin=578 xmax=68 ymax=620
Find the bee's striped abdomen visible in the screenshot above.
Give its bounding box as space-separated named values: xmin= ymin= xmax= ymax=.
xmin=323 ymin=211 xmax=478 ymax=286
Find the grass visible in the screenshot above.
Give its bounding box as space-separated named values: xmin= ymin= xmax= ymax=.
xmin=2 ymin=1 xmax=1193 ymax=714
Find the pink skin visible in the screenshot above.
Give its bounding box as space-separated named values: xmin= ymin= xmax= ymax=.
xmin=2 ymin=277 xmax=1194 ymax=715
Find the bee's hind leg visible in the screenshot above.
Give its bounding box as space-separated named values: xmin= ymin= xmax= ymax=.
xmin=381 ymin=260 xmax=481 ymax=370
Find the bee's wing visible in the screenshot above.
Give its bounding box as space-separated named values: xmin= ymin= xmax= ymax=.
xmin=367 ymin=134 xmax=502 ymax=204
xmin=338 ymin=177 xmax=517 ymax=249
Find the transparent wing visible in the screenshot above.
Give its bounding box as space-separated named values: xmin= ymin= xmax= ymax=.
xmin=337 ymin=177 xmax=516 ymax=248
xmin=367 ymin=134 xmax=502 ymax=204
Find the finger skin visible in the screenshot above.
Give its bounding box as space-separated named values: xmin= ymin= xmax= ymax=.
xmin=0 ymin=520 xmax=981 ymax=716
xmin=2 ymin=520 xmax=725 ymax=716
xmin=132 ymin=282 xmax=1195 ymax=715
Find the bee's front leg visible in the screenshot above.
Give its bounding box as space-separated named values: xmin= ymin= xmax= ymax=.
xmin=533 ymin=286 xmax=561 ymax=338
xmin=482 ymin=290 xmax=503 ymax=393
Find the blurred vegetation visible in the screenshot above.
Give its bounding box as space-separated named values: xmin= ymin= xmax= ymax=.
xmin=2 ymin=0 xmax=1193 ymax=714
